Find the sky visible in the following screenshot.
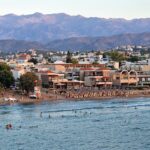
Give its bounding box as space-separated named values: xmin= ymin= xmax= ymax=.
xmin=0 ymin=0 xmax=149 ymax=19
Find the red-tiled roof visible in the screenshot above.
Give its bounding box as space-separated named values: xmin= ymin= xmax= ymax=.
xmin=18 ymin=54 xmax=28 ymax=58
xmin=38 ymin=70 xmax=54 ymax=74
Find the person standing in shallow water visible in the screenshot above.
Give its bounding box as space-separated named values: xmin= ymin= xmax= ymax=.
xmin=40 ymin=112 xmax=43 ymax=118
xmin=48 ymin=114 xmax=51 ymax=118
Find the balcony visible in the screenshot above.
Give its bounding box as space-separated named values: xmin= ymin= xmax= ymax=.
xmin=120 ymin=79 xmax=137 ymax=84
xmin=96 ymin=81 xmax=112 ymax=85
xmin=138 ymin=81 xmax=150 ymax=85
xmin=120 ymin=79 xmax=129 ymax=83
xmin=138 ymin=75 xmax=150 ymax=77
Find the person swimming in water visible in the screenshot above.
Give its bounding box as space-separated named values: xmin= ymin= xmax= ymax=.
xmin=6 ymin=124 xmax=12 ymax=129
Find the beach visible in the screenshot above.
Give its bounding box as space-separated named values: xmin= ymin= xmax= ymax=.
xmin=1 ymin=88 xmax=150 ymax=105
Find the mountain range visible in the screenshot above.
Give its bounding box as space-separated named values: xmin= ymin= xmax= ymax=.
xmin=0 ymin=32 xmax=150 ymax=52
xmin=0 ymin=13 xmax=150 ymax=52
xmin=0 ymin=13 xmax=150 ymax=42
xmin=46 ymin=32 xmax=150 ymax=51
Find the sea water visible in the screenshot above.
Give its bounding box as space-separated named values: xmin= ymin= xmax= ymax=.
xmin=0 ymin=98 xmax=150 ymax=150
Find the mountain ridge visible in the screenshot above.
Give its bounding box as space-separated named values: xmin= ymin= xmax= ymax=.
xmin=0 ymin=13 xmax=150 ymax=42
xmin=0 ymin=32 xmax=150 ymax=52
xmin=46 ymin=32 xmax=150 ymax=50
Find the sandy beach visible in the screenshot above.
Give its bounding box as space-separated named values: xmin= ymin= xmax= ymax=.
xmin=0 ymin=88 xmax=150 ymax=106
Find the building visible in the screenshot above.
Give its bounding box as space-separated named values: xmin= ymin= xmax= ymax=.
xmin=137 ymin=71 xmax=150 ymax=87
xmin=16 ymin=54 xmax=31 ymax=64
xmin=80 ymin=68 xmax=112 ymax=88
xmin=39 ymin=70 xmax=65 ymax=88
xmin=112 ymin=70 xmax=138 ymax=87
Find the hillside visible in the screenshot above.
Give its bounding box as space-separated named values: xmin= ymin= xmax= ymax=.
xmin=0 ymin=33 xmax=150 ymax=52
xmin=46 ymin=32 xmax=150 ymax=50
xmin=0 ymin=13 xmax=150 ymax=42
xmin=0 ymin=39 xmax=45 ymax=52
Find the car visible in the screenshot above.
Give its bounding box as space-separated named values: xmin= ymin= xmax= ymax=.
xmin=9 ymin=98 xmax=17 ymax=102
xmin=4 ymin=98 xmax=9 ymax=101
xmin=4 ymin=97 xmax=17 ymax=102
xmin=29 ymin=95 xmax=37 ymax=99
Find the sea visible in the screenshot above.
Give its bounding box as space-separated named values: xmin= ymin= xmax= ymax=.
xmin=0 ymin=97 xmax=150 ymax=150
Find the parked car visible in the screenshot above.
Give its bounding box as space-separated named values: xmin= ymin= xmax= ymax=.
xmin=29 ymin=95 xmax=37 ymax=99
xmin=4 ymin=97 xmax=17 ymax=102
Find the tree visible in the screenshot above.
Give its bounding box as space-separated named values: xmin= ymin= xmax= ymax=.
xmin=96 ymin=51 xmax=102 ymax=56
xmin=0 ymin=63 xmax=14 ymax=88
xmin=48 ymin=57 xmax=53 ymax=63
xmin=28 ymin=58 xmax=38 ymax=64
xmin=71 ymin=58 xmax=78 ymax=64
xmin=107 ymin=51 xmax=126 ymax=62
xmin=19 ymin=72 xmax=39 ymax=94
xmin=127 ymin=56 xmax=140 ymax=62
xmin=0 ymin=62 xmax=11 ymax=71
xmin=103 ymin=52 xmax=107 ymax=58
xmin=92 ymin=61 xmax=99 ymax=65
xmin=0 ymin=82 xmax=4 ymax=92
xmin=66 ymin=51 xmax=72 ymax=63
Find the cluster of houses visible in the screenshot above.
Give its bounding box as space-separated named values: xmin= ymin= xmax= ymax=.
xmin=1 ymin=47 xmax=150 ymax=91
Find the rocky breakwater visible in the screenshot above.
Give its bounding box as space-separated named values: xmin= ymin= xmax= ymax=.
xmin=65 ymin=89 xmax=150 ymax=100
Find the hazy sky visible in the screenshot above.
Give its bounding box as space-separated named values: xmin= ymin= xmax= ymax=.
xmin=0 ymin=0 xmax=149 ymax=19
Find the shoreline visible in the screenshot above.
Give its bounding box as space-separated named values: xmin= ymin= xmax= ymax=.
xmin=0 ymin=89 xmax=150 ymax=106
